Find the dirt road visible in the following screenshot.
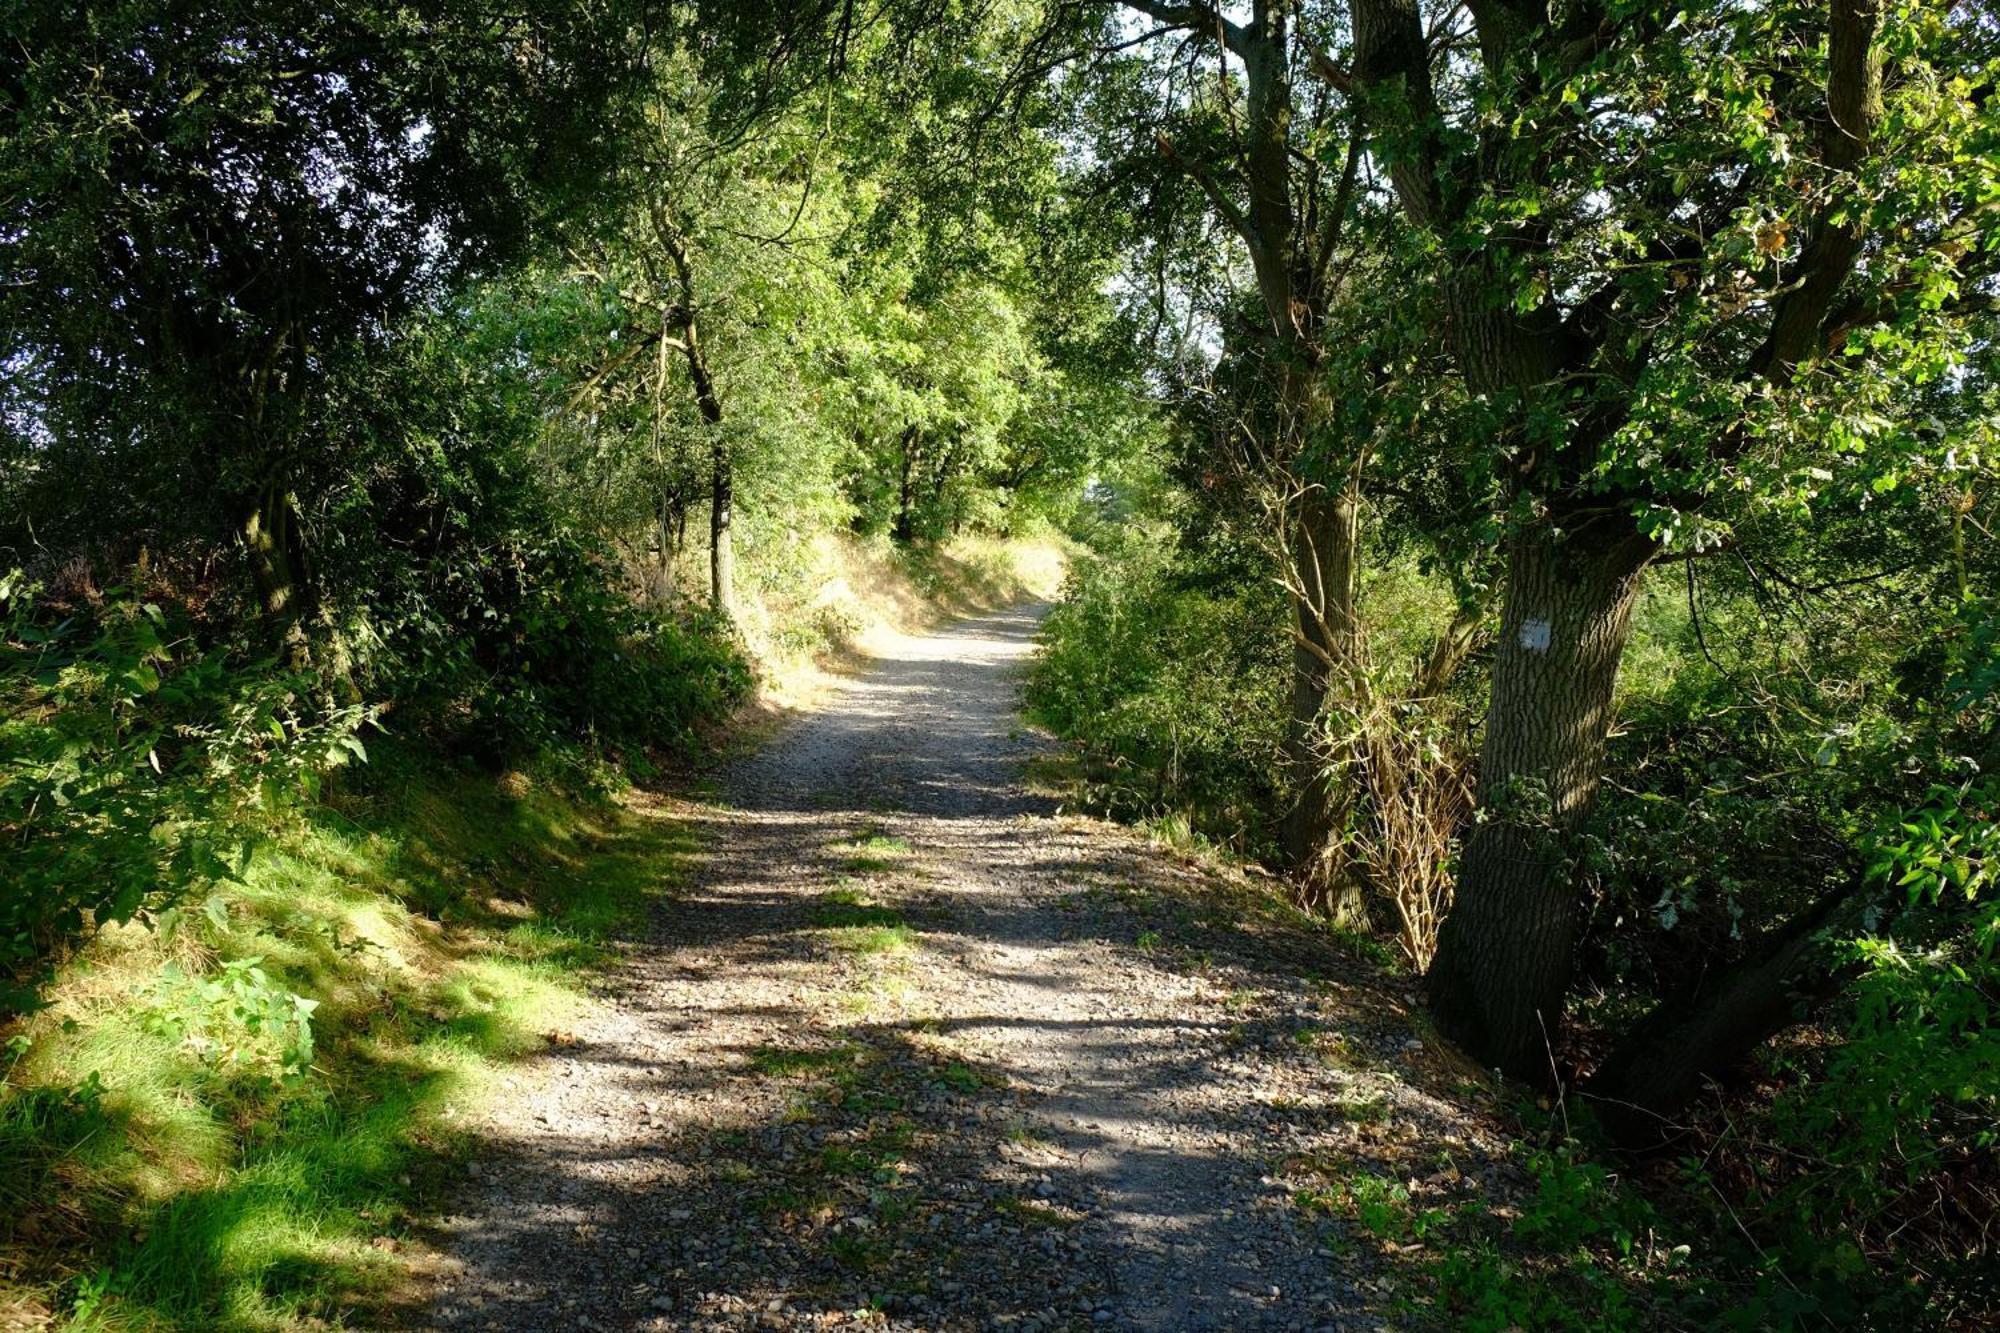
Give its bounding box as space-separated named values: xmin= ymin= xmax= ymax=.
xmin=429 ymin=606 xmax=1498 ymax=1331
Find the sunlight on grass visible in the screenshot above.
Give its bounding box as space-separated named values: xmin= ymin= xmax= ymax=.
xmin=810 ymin=888 xmax=907 ymax=931
xmin=825 ymin=924 xmax=917 ymax=956
xmin=808 ymin=884 xmax=915 ymax=958
xmin=0 ymin=746 xmax=694 ymax=1330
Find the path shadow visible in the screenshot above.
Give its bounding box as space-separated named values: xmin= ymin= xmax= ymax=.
xmin=425 ymin=605 xmax=1525 ymax=1332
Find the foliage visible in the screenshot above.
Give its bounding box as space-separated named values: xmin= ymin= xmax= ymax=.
xmin=1752 ymin=753 xmax=1998 ymax=1315
xmin=0 ymin=573 xmax=370 ymax=1015
xmin=377 ymin=522 xmax=753 ymax=766
xmin=1026 ymin=523 xmax=1289 ymax=856
xmin=0 ymin=0 xmax=638 ymax=595
xmin=4 ymin=0 xmax=1995 ymax=1326
xmin=143 ymin=956 xmax=320 ymax=1087
xmin=1033 ymin=1 xmax=1996 ymax=1321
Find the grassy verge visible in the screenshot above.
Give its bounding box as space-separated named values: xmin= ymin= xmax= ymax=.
xmin=0 ymin=529 xmax=1063 ymax=1331
xmin=735 ymin=530 xmax=1070 ymax=709
xmin=0 ymin=747 xmax=695 ymax=1331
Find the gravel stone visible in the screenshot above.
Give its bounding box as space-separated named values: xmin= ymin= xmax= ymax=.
xmin=421 ymin=605 xmax=1508 ymax=1331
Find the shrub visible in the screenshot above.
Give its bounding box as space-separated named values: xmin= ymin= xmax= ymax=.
xmin=1748 ymin=776 xmax=1999 ymax=1321
xmin=348 ymin=521 xmax=751 ymax=767
xmin=1026 ymin=542 xmax=1288 ymax=854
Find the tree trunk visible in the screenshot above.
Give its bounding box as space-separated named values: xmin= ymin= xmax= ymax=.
xmin=709 ymin=435 xmax=733 ymax=617
xmin=674 ymin=311 xmax=728 ymax=617
xmin=1136 ymin=1 xmax=1380 ymax=901
xmin=1585 ymin=877 xmax=1867 ymax=1150
xmin=652 ymin=212 xmax=732 ymax=617
xmin=1279 ymin=478 xmax=1363 ymax=882
xmin=241 ymin=478 xmax=311 ymax=667
xmin=657 ymin=493 xmax=686 ymax=599
xmin=1426 ymin=525 xmax=1653 ymax=1079
xmin=893 ymin=427 xmax=918 ymax=544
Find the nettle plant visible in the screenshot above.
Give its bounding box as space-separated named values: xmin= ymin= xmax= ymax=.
xmin=142 ymin=956 xmax=321 ymax=1086
xmin=0 ymin=572 xmax=372 ymax=1015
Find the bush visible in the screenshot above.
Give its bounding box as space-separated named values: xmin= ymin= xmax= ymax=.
xmin=331 ymin=450 xmax=753 ymax=768
xmin=1026 ymin=540 xmax=1288 ymax=854
xmin=437 ymin=534 xmax=751 ymax=762
xmin=1569 ymin=594 xmax=1999 ymax=1325
xmin=0 ymin=572 xmax=370 ymax=1015
xmin=1739 ymin=776 xmax=1999 ymax=1324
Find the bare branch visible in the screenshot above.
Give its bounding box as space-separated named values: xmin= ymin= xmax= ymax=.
xmin=1153 ymin=129 xmax=1256 ymax=249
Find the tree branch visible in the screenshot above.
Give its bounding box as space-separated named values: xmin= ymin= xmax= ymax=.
xmin=1153 ymin=129 xmax=1255 ymax=250
xmin=1119 ymin=0 xmax=1250 ymax=56
xmin=1747 ymin=0 xmax=1887 ymax=380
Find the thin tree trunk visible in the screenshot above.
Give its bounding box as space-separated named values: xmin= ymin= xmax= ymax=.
xmin=241 ymin=478 xmax=311 ymax=668
xmin=657 ymin=494 xmax=682 ymax=599
xmin=1279 ymin=477 xmax=1363 ymax=880
xmin=677 ymin=312 xmax=729 ymax=617
xmin=709 ymin=441 xmax=733 ymax=617
xmin=1137 ymin=2 xmax=1379 ymax=897
xmin=893 ymin=427 xmax=918 ymax=544
xmin=652 ymin=212 xmax=732 ymax=617
xmin=236 ymin=319 xmax=314 ymax=666
xmin=1426 ymin=525 xmax=1653 ymax=1079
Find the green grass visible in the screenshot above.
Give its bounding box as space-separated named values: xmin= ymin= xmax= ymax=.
xmin=1281 ymin=1141 xmax=1694 ymax=1330
xmin=810 ymin=887 xmax=916 ymax=957
xmin=825 ymin=924 xmax=917 ymax=957
xmin=0 ymin=745 xmax=695 ymax=1331
xmin=810 ymin=887 xmax=908 ymax=931
xmin=1333 ymin=1094 xmax=1392 ymax=1124
xmin=747 ymin=1043 xmax=863 ymax=1080
xmin=817 ymin=1122 xmax=914 ymax=1181
xmin=930 ymin=1061 xmax=986 ymax=1094
xmin=835 ymin=831 xmax=912 ymax=876
xmin=1292 ymin=1168 xmax=1448 ymax=1246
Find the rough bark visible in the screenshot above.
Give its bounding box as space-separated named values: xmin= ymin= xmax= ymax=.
xmin=1426 ymin=525 xmax=1654 ymax=1079
xmin=1279 ymin=477 xmax=1362 ymax=874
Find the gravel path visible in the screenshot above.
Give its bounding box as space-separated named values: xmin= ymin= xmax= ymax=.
xmin=427 ymin=605 xmax=1510 ymax=1332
